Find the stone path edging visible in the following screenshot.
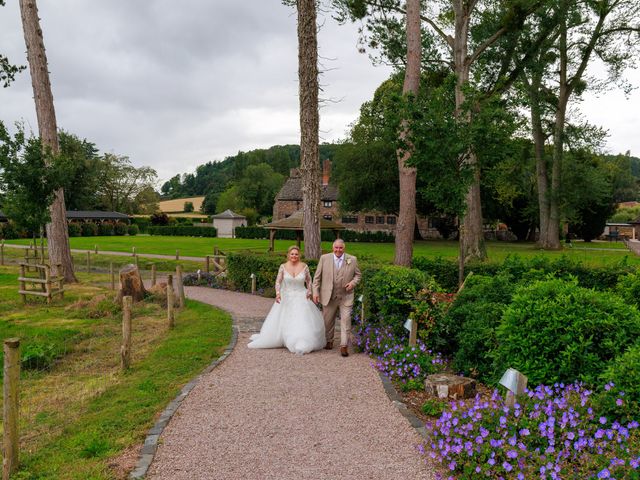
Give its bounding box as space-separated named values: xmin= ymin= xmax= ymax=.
xmin=378 ymin=371 xmax=429 ymax=439
xmin=128 ymin=325 xmax=239 ymax=479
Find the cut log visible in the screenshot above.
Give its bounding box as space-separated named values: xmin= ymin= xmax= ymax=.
xmin=117 ymin=264 xmax=147 ymax=303
xmin=425 ymin=373 xmax=476 ymax=400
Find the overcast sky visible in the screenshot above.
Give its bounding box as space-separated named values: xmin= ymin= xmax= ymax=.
xmin=0 ymin=1 xmax=639 ymax=187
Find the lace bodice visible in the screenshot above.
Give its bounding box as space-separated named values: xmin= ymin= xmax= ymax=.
xmin=275 ymin=264 xmax=312 ymax=296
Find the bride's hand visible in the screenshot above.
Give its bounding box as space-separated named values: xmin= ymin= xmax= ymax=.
xmin=276 ymin=292 xmax=281 ymax=303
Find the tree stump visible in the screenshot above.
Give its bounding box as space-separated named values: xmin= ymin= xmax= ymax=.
xmin=117 ymin=264 xmax=147 ymax=303
xmin=425 ymin=373 xmax=476 ymax=400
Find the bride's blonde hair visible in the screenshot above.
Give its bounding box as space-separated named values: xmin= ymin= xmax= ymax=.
xmin=287 ymin=245 xmax=301 ymax=256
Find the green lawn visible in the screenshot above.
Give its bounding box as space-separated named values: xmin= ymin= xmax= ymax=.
xmin=0 ymin=265 xmax=232 ymax=479
xmin=5 ymin=235 xmax=639 ymax=266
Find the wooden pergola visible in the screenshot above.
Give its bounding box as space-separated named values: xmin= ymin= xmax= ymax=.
xmin=263 ymin=210 xmax=345 ymax=252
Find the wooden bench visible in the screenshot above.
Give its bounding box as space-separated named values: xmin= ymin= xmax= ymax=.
xmin=18 ymin=262 xmax=65 ymax=304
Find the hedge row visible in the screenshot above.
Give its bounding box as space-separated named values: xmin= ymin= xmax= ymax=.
xmin=235 ymin=226 xmax=394 ymax=243
xmin=68 ymin=222 xmax=137 ymax=237
xmin=147 ymin=226 xmax=217 ymax=237
xmin=413 ymin=254 xmax=636 ymax=291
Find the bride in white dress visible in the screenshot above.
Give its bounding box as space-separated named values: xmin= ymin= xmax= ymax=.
xmin=248 ymin=246 xmax=326 ymax=355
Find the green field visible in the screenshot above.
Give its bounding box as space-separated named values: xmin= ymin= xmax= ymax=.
xmin=4 ymin=235 xmax=639 ymax=266
xmin=0 ymin=264 xmax=233 ymax=479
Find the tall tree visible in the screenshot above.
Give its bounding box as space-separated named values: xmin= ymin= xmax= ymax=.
xmin=394 ymin=0 xmax=421 ymax=266
xmin=297 ymin=0 xmax=322 ymax=259
xmin=19 ymin=0 xmax=76 ymax=282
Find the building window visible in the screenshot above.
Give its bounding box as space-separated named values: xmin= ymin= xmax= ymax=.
xmin=323 ymin=215 xmax=332 ymax=220
xmin=365 ymin=216 xmax=374 ymax=224
xmin=323 ymin=201 xmax=332 ymax=208
xmin=376 ymin=216 xmax=385 ymax=224
xmin=341 ymin=215 xmax=358 ymax=224
xmin=386 ymin=216 xmax=396 ymax=225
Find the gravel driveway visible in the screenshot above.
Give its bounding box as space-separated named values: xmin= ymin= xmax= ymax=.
xmin=146 ymin=287 xmax=434 ymax=480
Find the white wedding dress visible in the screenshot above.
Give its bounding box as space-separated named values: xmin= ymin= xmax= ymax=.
xmin=248 ymin=264 xmax=326 ymax=355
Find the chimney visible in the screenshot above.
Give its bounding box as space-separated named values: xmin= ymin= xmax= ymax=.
xmin=322 ymin=159 xmax=331 ymax=186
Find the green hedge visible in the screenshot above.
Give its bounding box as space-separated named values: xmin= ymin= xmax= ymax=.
xmin=493 ymin=278 xmax=640 ymax=386
xmin=130 ymin=217 xmax=151 ymax=233
xmin=413 ymin=255 xmax=635 ymax=292
xmin=235 ymin=226 xmax=394 ymax=243
xmin=147 ymin=226 xmax=217 ymax=237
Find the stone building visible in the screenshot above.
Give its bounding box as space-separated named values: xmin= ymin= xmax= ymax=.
xmin=272 ymin=160 xmax=441 ymax=238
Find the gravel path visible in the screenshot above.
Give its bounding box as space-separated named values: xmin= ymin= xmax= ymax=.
xmin=146 ymin=287 xmax=435 ymax=480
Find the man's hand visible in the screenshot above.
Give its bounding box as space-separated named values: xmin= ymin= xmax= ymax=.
xmin=313 ymin=294 xmax=319 ymax=304
xmin=344 ymin=281 xmax=354 ymax=292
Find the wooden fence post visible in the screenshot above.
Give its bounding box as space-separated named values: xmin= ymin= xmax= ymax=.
xmin=409 ymin=319 xmax=417 ymax=347
xmin=175 ymin=249 xmax=179 ymax=261
xmin=132 ymin=246 xmax=136 ymax=257
xmin=121 ymin=296 xmax=132 ymax=370
xmin=134 ymin=254 xmax=139 ymax=268
xmin=94 ymin=244 xmax=98 ymax=254
xmin=250 ymin=273 xmax=256 ymax=295
xmin=176 ymin=266 xmax=185 ymax=308
xmin=86 ymin=251 xmax=91 ymax=273
xmin=151 ymin=264 xmax=157 ymax=287
xmin=167 ymin=274 xmax=175 ymax=328
xmin=19 ymin=264 xmax=26 ymax=304
xmin=3 ymin=338 xmax=20 ymax=480
xmin=110 ymin=262 xmax=115 ymax=291
xmin=205 ymin=255 xmax=210 ymax=273
xmin=0 ymin=240 xmax=4 ymax=266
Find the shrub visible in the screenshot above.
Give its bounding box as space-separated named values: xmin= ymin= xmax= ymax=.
xmin=444 ymin=274 xmax=516 ymax=380
xmin=362 ymin=265 xmax=440 ymax=331
xmin=68 ymin=223 xmax=81 ymax=237
xmin=234 ymin=226 xmax=394 ymax=243
xmin=21 ymin=342 xmax=61 ymax=370
xmin=127 ymin=224 xmax=139 ymax=236
xmin=0 ymin=221 xmax=20 ymax=239
xmin=113 ymin=222 xmax=128 ymax=236
xmin=150 ymin=212 xmax=169 ymax=226
xmin=80 ymin=222 xmax=98 ymax=236
xmin=600 ymin=343 xmax=640 ymax=418
xmin=493 ymin=277 xmax=640 ymax=386
xmin=182 ymin=272 xmax=227 ymax=289
xmin=130 ymin=217 xmax=151 ymax=233
xmin=98 ymin=223 xmax=114 ymax=236
xmin=147 ymin=226 xmax=217 ymax=237
xmin=616 ymin=271 xmax=640 ymax=308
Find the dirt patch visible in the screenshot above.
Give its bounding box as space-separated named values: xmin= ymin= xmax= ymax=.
xmin=108 ymin=443 xmax=141 ymax=479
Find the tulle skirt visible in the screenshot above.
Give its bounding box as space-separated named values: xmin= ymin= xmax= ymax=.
xmin=248 ymin=290 xmax=326 ymax=354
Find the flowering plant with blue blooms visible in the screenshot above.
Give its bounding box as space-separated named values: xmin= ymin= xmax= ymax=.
xmin=353 ymin=323 xmax=445 ymax=385
xmin=425 ymin=382 xmax=640 ymax=479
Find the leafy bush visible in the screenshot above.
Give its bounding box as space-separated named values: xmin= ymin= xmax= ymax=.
xmin=113 ymin=222 xmax=128 ymax=236
xmin=98 ymin=223 xmax=114 ymax=236
xmin=147 ymin=226 xmax=217 ymax=237
xmin=0 ymin=221 xmax=22 ymax=239
xmin=444 ymin=274 xmax=517 ymax=380
xmin=600 ymin=343 xmax=640 ymax=418
xmin=21 ymin=341 xmax=64 ymax=370
xmin=67 ymin=223 xmax=81 ymax=237
xmin=80 ymin=222 xmax=98 ymax=236
xmin=362 ymin=265 xmax=441 ymax=331
xmin=493 ymin=278 xmax=640 ymax=386
xmin=226 ymin=253 xmax=288 ymax=293
xmin=127 ymin=224 xmax=139 ymax=236
xmin=421 ymin=398 xmax=447 ymax=417
xmin=616 ymin=271 xmax=640 ymax=308
xmin=150 ymin=212 xmax=169 ymax=226
xmin=182 ymin=271 xmax=227 ymax=289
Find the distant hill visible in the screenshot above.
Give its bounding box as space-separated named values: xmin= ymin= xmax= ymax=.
xmin=160 ymin=144 xmax=342 ymax=200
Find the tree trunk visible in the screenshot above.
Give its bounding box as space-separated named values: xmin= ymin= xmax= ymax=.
xmin=393 ymin=0 xmax=421 ymax=267
xmin=297 ymin=0 xmax=321 ymax=260
xmin=117 ymin=264 xmax=147 ymax=303
xmin=453 ymin=1 xmax=486 ymax=265
xmin=528 ymin=72 xmax=551 ymax=247
xmin=19 ymin=0 xmax=77 ymax=282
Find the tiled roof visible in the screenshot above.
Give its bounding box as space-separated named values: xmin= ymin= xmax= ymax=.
xmin=264 ymin=210 xmax=344 ymax=230
xmin=275 ymin=175 xmax=339 ymax=202
xmin=211 ymin=209 xmax=245 ymax=219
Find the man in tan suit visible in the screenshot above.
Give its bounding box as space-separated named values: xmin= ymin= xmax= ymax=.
xmin=312 ymin=239 xmax=361 ymax=357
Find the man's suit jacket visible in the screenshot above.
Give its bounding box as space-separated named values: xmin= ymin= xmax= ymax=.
xmin=312 ymin=253 xmax=361 ymax=307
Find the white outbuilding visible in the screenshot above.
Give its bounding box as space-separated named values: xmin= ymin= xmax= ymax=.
xmin=211 ymin=209 xmax=247 ymax=238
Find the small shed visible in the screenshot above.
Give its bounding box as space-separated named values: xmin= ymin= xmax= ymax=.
xmin=212 ymin=209 xmax=247 ymax=238
xmin=263 ymin=210 xmax=345 ymax=252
